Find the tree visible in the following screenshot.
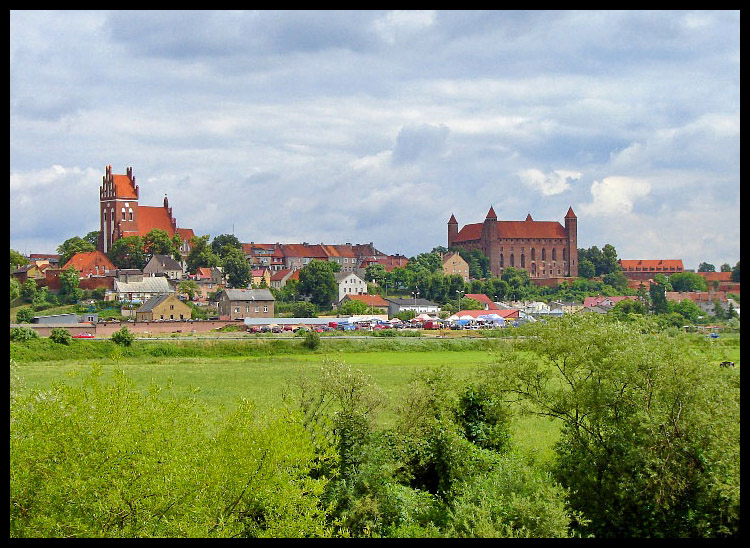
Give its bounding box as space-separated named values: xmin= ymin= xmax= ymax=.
xmin=298 ymin=260 xmax=339 ymax=309
xmin=83 ymin=231 xmax=100 ymax=248
xmin=649 ymin=279 xmax=669 ymax=314
xmin=211 ymin=234 xmax=243 ymax=259
xmin=10 ymin=249 xmax=28 ymax=270
xmin=578 ymin=259 xmax=596 ymax=279
xmin=16 ymin=307 xmax=34 ymax=323
xmin=107 ymin=236 xmax=146 ymax=270
xmin=602 ymin=270 xmax=628 ymax=291
xmin=222 ymin=247 xmax=251 ymax=289
xmin=670 ymin=298 xmax=702 ymax=323
xmin=111 ymin=326 xmax=135 ymax=346
xmin=10 ymin=276 xmax=22 ymax=303
xmin=57 ymin=236 xmax=96 ymax=266
xmin=669 ymin=271 xmax=708 ymax=293
xmin=730 ymin=261 xmax=740 ymax=283
xmin=178 ymin=280 xmax=199 ymax=301
xmin=338 ymin=299 xmax=370 ymax=315
xmin=142 ymin=229 xmax=180 ymax=259
xmin=49 ymin=327 xmax=73 ymax=345
xmin=364 ymin=263 xmax=387 ymax=286
xmin=21 ymin=278 xmax=37 ymax=302
xmin=186 ymin=235 xmax=221 ymax=274
xmin=493 ymin=314 xmax=740 ymax=537
xmin=697 ymin=262 xmax=716 ymax=272
xmin=719 ymin=263 xmax=731 ymax=272
xmin=59 ymin=268 xmax=82 ymax=304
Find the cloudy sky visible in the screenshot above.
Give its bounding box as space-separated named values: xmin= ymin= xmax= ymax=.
xmin=10 ymin=10 xmax=740 ymax=270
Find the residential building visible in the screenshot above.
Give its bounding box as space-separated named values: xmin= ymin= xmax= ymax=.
xmin=143 ymin=254 xmax=184 ymax=280
xmin=335 ymin=271 xmax=368 ymax=302
xmin=385 ymin=297 xmax=441 ymax=318
xmin=666 ymin=290 xmax=730 ymax=317
xmin=62 ymin=251 xmax=117 ymax=278
xmin=251 ymin=268 xmax=271 ymax=288
xmin=135 ymin=294 xmax=192 ymax=321
xmin=339 ymin=294 xmax=390 ymax=314
xmin=217 ymin=288 xmax=275 ymax=320
xmin=463 ymin=293 xmax=500 ymax=310
xmin=270 ymin=268 xmax=299 ymax=289
xmin=449 ymin=206 xmax=578 ymax=279
xmin=582 ymin=295 xmax=640 ymax=310
xmin=109 ymin=274 xmax=174 ymax=304
xmin=618 ymin=259 xmax=684 ymax=281
xmin=696 ymin=271 xmax=740 ymax=293
xmin=320 ymin=244 xmax=359 ymax=272
xmin=442 ymin=252 xmax=470 ymax=282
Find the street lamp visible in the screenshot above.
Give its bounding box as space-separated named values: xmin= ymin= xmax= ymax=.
xmin=457 ymin=290 xmax=464 ymax=312
xmin=412 ymin=289 xmax=420 ymax=313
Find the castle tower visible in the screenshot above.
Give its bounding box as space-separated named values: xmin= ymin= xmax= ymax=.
xmin=99 ymin=165 xmax=139 ymax=254
xmin=482 ymin=205 xmax=498 ymax=275
xmin=564 ymin=206 xmax=578 ymax=277
xmin=447 ymin=213 xmax=458 ymax=248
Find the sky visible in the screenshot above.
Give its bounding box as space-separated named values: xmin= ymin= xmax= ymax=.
xmin=10 ymin=10 xmax=740 ymax=271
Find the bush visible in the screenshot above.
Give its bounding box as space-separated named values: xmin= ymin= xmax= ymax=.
xmin=111 ymin=326 xmax=135 ymax=346
xmin=15 ymin=307 xmax=34 ymax=323
xmin=9 ymin=326 xmax=39 ymax=342
xmin=49 ymin=328 xmax=72 ymax=345
xmin=303 ymin=329 xmax=321 ymax=350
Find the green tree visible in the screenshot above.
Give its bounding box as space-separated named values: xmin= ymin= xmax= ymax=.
xmin=16 ymin=306 xmax=34 ymax=323
xmin=222 ymin=247 xmax=251 ymax=289
xmin=649 ymin=279 xmax=669 ymax=314
xmin=719 ymin=263 xmax=731 ymax=272
xmin=669 ymin=271 xmax=708 ymax=293
xmin=211 ymin=233 xmax=243 ymax=259
xmin=57 ymin=236 xmax=96 ymax=266
xmin=730 ymin=261 xmax=740 ymax=282
xmin=83 ymin=230 xmax=100 ymax=248
xmin=338 ymin=299 xmax=370 ymax=315
xmin=111 ymin=326 xmax=135 ymax=346
xmin=177 ymin=279 xmax=199 ymax=301
xmin=10 ymin=276 xmax=22 ymax=303
xmin=670 ymin=298 xmax=702 ymax=323
xmin=577 ymin=259 xmax=596 ymax=279
xmin=142 ymin=229 xmax=180 ymax=259
xmin=298 ymin=260 xmax=339 ymax=309
xmin=186 ymin=235 xmax=221 ymax=274
xmin=10 ymin=249 xmax=28 ymax=270
xmin=21 ymin=278 xmax=37 ymax=302
xmin=602 ymin=270 xmax=628 ymax=291
xmin=493 ymin=314 xmax=739 ymax=537
xmin=49 ymin=327 xmax=73 ymax=345
xmin=364 ymin=263 xmax=387 ymax=286
xmin=697 ymin=262 xmax=716 ymax=272
xmin=107 ymin=235 xmax=146 ymax=270
xmin=59 ymin=268 xmax=82 ymax=304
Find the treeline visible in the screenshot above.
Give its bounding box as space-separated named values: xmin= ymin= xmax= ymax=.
xmin=10 ymin=315 xmax=740 ymax=538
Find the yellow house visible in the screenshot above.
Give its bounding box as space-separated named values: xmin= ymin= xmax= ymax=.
xmin=442 ymin=252 xmax=470 ymax=282
xmin=136 ymin=294 xmax=193 ymax=321
xmin=251 ymin=268 xmax=272 ymax=287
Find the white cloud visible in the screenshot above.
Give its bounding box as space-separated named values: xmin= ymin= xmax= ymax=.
xmin=373 ymin=10 xmax=436 ymax=44
xmin=517 ymin=168 xmax=580 ymax=196
xmin=579 ymin=176 xmax=651 ymax=216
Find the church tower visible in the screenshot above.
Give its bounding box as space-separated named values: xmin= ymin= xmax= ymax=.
xmin=99 ymin=165 xmax=139 ymax=253
xmin=447 ymin=213 xmax=458 ymax=248
xmin=564 ymin=206 xmax=578 ymax=277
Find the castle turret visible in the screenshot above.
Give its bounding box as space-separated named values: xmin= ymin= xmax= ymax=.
xmin=565 ymin=206 xmax=578 ymax=277
xmin=448 ymin=213 xmax=458 ymax=247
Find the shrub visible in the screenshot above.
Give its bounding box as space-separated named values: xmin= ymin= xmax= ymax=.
xmin=111 ymin=326 xmax=135 ymax=346
xmin=49 ymin=328 xmax=72 ymax=345
xmin=15 ymin=307 xmax=34 ymax=323
xmin=9 ymin=326 xmax=39 ymax=342
xmin=303 ymin=329 xmax=321 ymax=350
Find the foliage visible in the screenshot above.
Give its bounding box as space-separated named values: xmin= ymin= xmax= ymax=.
xmin=303 ymin=329 xmax=321 ymax=350
xmin=298 ymin=260 xmax=339 ymax=309
xmin=186 ymin=235 xmax=221 ymax=274
xmin=10 ymin=248 xmax=29 ymax=270
xmin=49 ymin=327 xmax=73 ymax=345
xmin=211 ymin=234 xmax=243 ymax=259
xmin=10 ymin=276 xmax=22 ymax=303
xmin=142 ymin=229 xmax=181 ymax=261
xmin=111 ymin=326 xmax=135 ymax=346
xmin=21 ymin=278 xmax=37 ymax=302
xmin=338 ymin=299 xmax=370 ymax=315
xmin=457 ymin=297 xmax=483 ymax=311
xmin=669 ymin=271 xmax=708 ymax=293
xmin=697 ymin=262 xmax=716 ymax=272
xmin=730 ymin=261 xmax=739 ymax=282
xmin=10 ymin=326 xmax=39 ymax=341
xmin=577 ymin=259 xmax=596 ymax=279
xmin=16 ymin=306 xmax=35 ymax=323
xmin=491 ymin=314 xmax=740 ymax=537
xmin=578 ymin=244 xmax=619 ymax=276
xmin=57 ymin=236 xmax=96 ymax=266
xmin=59 ymin=267 xmax=82 ymax=304
xmin=178 ymin=280 xmax=199 ymax=301
xmin=108 ymin=235 xmax=147 ymax=270
xmin=222 ymin=247 xmax=251 ymax=289
xmin=649 ymin=279 xmax=669 ymax=314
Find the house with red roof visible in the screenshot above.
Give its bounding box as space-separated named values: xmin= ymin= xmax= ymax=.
xmin=97 ymin=165 xmax=194 ymax=264
xmin=618 ymin=259 xmax=684 ymax=281
xmin=582 ymin=295 xmax=640 ymax=309
xmin=696 ymin=271 xmax=739 ymax=293
xmin=448 ymin=206 xmax=578 ymax=279
xmin=63 ymin=251 xmax=117 ymax=278
xmin=339 ymin=294 xmax=390 ymax=314
xmin=463 ymin=293 xmax=500 ymax=310
xmin=270 ymin=268 xmax=300 ymax=289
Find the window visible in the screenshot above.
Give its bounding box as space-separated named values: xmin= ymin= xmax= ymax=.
xmin=128 ymin=208 xmax=133 ymax=221
xmin=552 ymin=249 xmax=557 ymax=261
xmin=245 ymin=306 xmax=250 ymax=313
xmin=263 ymin=305 xmax=268 ymax=313
xmin=170 ymin=304 xmax=174 ymax=310
xmin=521 ymin=254 xmax=525 ymax=268
xmin=234 ymin=307 xmax=240 ymax=314
xmin=255 ymin=306 xmax=259 ymax=313
xmin=121 ymin=208 xmax=126 ymax=221
xmin=542 ymin=248 xmax=546 ymax=261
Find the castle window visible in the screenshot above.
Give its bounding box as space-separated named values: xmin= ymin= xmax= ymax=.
xmin=521 ymin=254 xmax=525 ymax=268
xmin=128 ymin=208 xmax=133 ymax=221
xmin=552 ymin=249 xmax=557 ymax=261
xmin=542 ymin=248 xmax=546 ymax=261
xmin=499 ymin=253 xmax=504 ymax=267
xmin=562 ymin=249 xmax=567 ymax=261
xmin=531 ymin=248 xmax=535 ymax=261
xmin=121 ymin=208 xmax=126 ymax=221
xmin=510 ymin=254 xmax=515 ymax=267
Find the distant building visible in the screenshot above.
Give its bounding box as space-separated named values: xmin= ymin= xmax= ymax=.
xmin=449 ymin=206 xmax=578 ymax=279
xmin=385 ymin=297 xmax=441 ymax=318
xmin=217 ymin=288 xmax=275 ymax=320
xmin=136 ymin=294 xmax=192 ymax=321
xmin=334 ymin=271 xmax=368 ymax=302
xmin=618 ymin=259 xmax=684 ymax=281
xmin=143 ymin=254 xmax=184 ymax=280
xmin=442 ymin=252 xmax=470 ymax=282
xmin=339 ymin=294 xmax=390 ymax=314
xmin=62 ymin=251 xmax=117 ymax=278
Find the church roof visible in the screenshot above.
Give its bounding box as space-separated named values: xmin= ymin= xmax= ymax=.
xmin=453 ymin=220 xmax=567 ymax=242
xmin=135 ymin=206 xmax=176 ymax=237
xmin=112 ymin=174 xmax=138 ymax=199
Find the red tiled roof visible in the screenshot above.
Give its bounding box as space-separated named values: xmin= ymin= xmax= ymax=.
xmin=697 ymin=272 xmax=732 ymax=282
xmin=320 ymin=244 xmax=357 ymax=258
xmin=113 ymin=174 xmax=138 ymax=199
xmin=619 ymin=259 xmax=684 ymax=271
xmin=196 ymin=267 xmax=212 ymax=280
xmin=136 ymin=206 xmax=176 ymax=237
xmin=176 ymin=228 xmax=194 ymax=242
xmin=342 ymin=294 xmax=389 ymax=307
xmin=453 ymin=220 xmax=567 ymax=242
xmin=583 ymin=295 xmax=638 ymax=308
xmin=62 ymin=251 xmax=116 ymax=276
xmin=270 ymin=269 xmax=292 ymax=282
xmin=464 ymin=294 xmax=500 ymax=309
xmin=666 ymin=291 xmax=727 ymax=303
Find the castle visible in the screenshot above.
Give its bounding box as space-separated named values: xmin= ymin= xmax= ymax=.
xmin=448 ymin=206 xmax=578 ymax=280
xmin=98 ymin=165 xmax=194 ymax=259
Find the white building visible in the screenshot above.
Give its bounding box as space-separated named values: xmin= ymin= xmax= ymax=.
xmin=334 ymin=271 xmax=368 ymax=302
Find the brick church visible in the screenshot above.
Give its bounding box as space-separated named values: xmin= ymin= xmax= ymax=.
xmin=448 ymin=206 xmax=578 ymax=280
xmin=98 ymin=165 xmax=195 ymax=262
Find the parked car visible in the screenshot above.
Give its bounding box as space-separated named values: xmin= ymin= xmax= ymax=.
xmin=271 ymin=326 xmax=282 ymax=333
xmin=72 ymin=332 xmax=95 ymax=339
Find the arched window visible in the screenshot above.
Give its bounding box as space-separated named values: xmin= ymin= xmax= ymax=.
xmin=128 ymin=208 xmax=133 ymax=221
xmin=510 ymin=253 xmax=515 ymax=267
xmin=562 ymin=248 xmax=567 ymax=261
xmin=521 ymin=253 xmax=525 ymax=268
xmin=552 ymin=248 xmax=557 ymax=261
xmin=499 ymin=253 xmax=504 ymax=267
xmin=531 ymin=248 xmax=536 ymax=261
xmin=531 ymin=263 xmax=536 ymax=276
xmin=121 ymin=208 xmax=126 ymax=221
xmin=542 ymin=248 xmax=546 ymax=261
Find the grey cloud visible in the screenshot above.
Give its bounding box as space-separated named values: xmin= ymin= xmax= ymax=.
xmin=391 ymin=124 xmax=450 ymax=165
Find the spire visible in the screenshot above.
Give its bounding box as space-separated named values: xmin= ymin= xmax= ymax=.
xmin=565 ymin=206 xmax=577 ymax=219
xmin=448 ymin=213 xmax=457 ymax=225
xmin=525 ymin=213 xmax=533 ymax=222
xmin=485 ymin=205 xmax=497 ymax=221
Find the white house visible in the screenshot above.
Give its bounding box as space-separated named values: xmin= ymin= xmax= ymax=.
xmin=334 ymin=271 xmax=368 ymax=303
